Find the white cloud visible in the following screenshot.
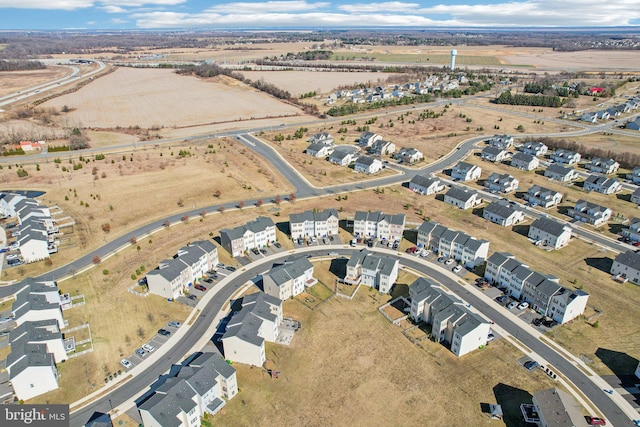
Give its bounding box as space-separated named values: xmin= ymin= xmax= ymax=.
xmin=99 ymin=0 xmax=185 ymax=5
xmin=206 ymin=1 xmax=329 ymax=14
xmin=0 ymin=0 xmax=93 ymax=9
xmin=338 ymin=2 xmax=418 ymax=13
xmin=100 ymin=4 xmax=126 ymax=12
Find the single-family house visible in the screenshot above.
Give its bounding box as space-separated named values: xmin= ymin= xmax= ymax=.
xmin=568 ymin=200 xmax=612 ymax=226
xmin=633 ymin=188 xmax=640 ymax=206
xmin=409 ymin=175 xmax=445 ymax=195
xmin=583 ymin=175 xmax=622 ymax=195
xmin=308 ymin=132 xmax=333 ymax=145
xmin=544 ymin=164 xmax=577 ymax=182
xmin=353 ymin=211 xmax=405 ymax=241
xmin=305 ymin=143 xmax=332 ymax=158
xmin=528 ymin=217 xmax=572 ymax=249
xmin=581 ymin=112 xmax=598 ymax=123
xmin=510 ymin=152 xmax=539 ymax=171
xmin=344 ymin=249 xmax=399 ymax=294
xmin=451 ymin=161 xmax=482 ymax=181
xmin=417 ymin=221 xmax=489 ymax=268
xmin=488 ymin=134 xmax=514 ymax=149
xmin=627 ymin=117 xmax=640 ymax=131
xmin=621 ymin=218 xmax=640 ymax=242
xmin=138 ymin=352 xmax=238 ymax=427
xmin=520 ymin=141 xmax=548 ymax=157
xmin=584 ymin=157 xmax=619 ymax=174
xmin=19 ymin=140 xmax=44 ymax=152
xmin=589 ymin=87 xmax=603 ymax=95
xmin=409 ymin=278 xmax=491 ymax=357
xmin=525 ymin=185 xmax=563 ymax=208
xmin=263 ymin=256 xmax=316 ymax=300
xmin=551 ymin=149 xmax=581 ymax=165
xmin=354 ymin=156 xmax=383 ymax=174
xmin=220 ymin=217 xmax=276 ymax=258
xmin=444 ymin=186 xmax=482 ymax=210
xmin=626 ymin=166 xmax=640 ymax=184
xmin=611 ymin=251 xmax=640 ymax=285
xmin=358 ymin=132 xmax=382 ymax=147
xmin=484 ymin=172 xmax=519 ymax=193
xmin=395 ymin=147 xmax=423 ymax=164
xmin=481 ymin=146 xmax=509 ymax=163
xmin=289 ymin=209 xmax=339 ymax=239
xmin=532 ymin=388 xmax=590 ymax=427
xmin=483 ymin=201 xmax=525 ymax=227
xmin=222 ymin=293 xmax=283 ymax=367
xmin=328 ymin=150 xmax=356 ymax=166
xmin=596 ymin=110 xmax=610 ymax=120
xmin=369 ymin=139 xmax=396 ymax=156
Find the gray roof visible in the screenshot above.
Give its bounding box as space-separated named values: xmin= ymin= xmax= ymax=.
xmin=533 ymin=388 xmax=588 ymax=427
xmin=410 ymin=175 xmax=439 ymax=189
xmin=8 ymin=342 xmax=53 ymax=379
xmin=192 ymin=240 xmax=216 ymax=254
xmin=222 ymin=292 xmax=281 ymax=347
xmin=513 ymin=265 xmax=533 ymax=282
xmin=139 ymin=378 xmax=197 ymax=427
xmin=536 ymin=279 xmax=563 ymax=299
xmin=147 ymin=258 xmax=189 ymax=283
xmin=545 ymin=163 xmax=574 ymax=176
xmin=409 ymin=277 xmax=444 ymax=303
xmin=484 ymin=201 xmax=520 ymax=219
xmin=265 ymin=257 xmax=313 ymax=287
xmin=10 ymin=319 xmax=61 ymax=345
xmin=12 ymin=292 xmax=60 ymax=321
xmin=356 ymin=155 xmax=377 ymax=166
xmin=530 ymin=217 xmax=569 ymax=237
xmin=330 ymin=150 xmax=352 ymax=161
xmin=511 ymin=152 xmax=536 ymax=163
xmin=454 ymin=312 xmax=486 ymax=337
xmin=188 ymin=352 xmax=236 ymax=380
xmin=486 ymin=252 xmax=514 ymax=268
xmin=613 ymin=250 xmax=640 ymax=270
xmin=307 ymin=142 xmax=327 ymax=152
xmin=527 ymin=185 xmax=561 ymax=200
xmin=445 ymin=186 xmax=478 ymax=203
xmin=585 ymin=175 xmax=619 ymax=189
xmin=453 ymin=161 xmax=475 ymax=172
xmin=221 ymin=216 xmax=275 ymax=241
xmin=481 ymin=146 xmax=505 ymax=156
xmin=291 ymin=209 xmax=337 ymax=224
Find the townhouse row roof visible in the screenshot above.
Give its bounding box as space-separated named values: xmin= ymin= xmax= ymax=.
xmin=265 ymin=257 xmax=313 ymax=287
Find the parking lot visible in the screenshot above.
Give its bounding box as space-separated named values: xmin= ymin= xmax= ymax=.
xmin=119 ymin=321 xmax=182 ymax=372
xmin=292 ymin=234 xmax=341 ymax=249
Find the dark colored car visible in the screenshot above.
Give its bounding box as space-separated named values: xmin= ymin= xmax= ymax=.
xmin=226 ymin=266 xmax=236 ymax=272
xmin=524 ymin=360 xmax=539 ymax=371
xmin=158 ymin=329 xmax=171 ymax=336
xmin=187 ymin=294 xmax=197 ymax=300
xmin=252 ymin=248 xmax=260 ymax=255
xmin=195 ymin=284 xmax=207 ymax=291
xmin=260 ymin=249 xmax=267 ymax=254
xmin=532 ymin=318 xmax=543 ymax=326
xmin=274 ymin=242 xmax=282 ymax=248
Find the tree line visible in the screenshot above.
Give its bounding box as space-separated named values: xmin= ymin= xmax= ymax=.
xmin=534 ymin=137 xmax=640 ymax=169
xmin=0 ymin=60 xmax=45 ymax=71
xmin=495 ymin=90 xmax=563 ymax=108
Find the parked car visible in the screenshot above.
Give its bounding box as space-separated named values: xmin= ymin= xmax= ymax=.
xmin=120 ymin=359 xmax=132 ymax=369
xmin=252 ymin=248 xmax=260 ymax=255
xmin=532 ymin=318 xmax=543 ymax=326
xmin=6 ymin=254 xmax=19 ymax=260
xmin=142 ymin=344 xmax=155 ymax=353
xmin=419 ymin=249 xmax=430 ymax=258
xmin=260 ymin=248 xmax=267 ymax=254
xmin=216 ymin=263 xmax=226 ymax=269
xmin=487 ymin=333 xmax=495 ymax=342
xmin=517 ymin=302 xmax=529 ymax=310
xmin=0 ymin=316 xmax=14 ymax=323
xmin=203 ymin=278 xmax=213 ymax=284
xmin=437 ymin=257 xmax=445 ymax=263
xmin=157 ymin=329 xmax=171 ymax=336
xmin=445 ymin=258 xmax=455 ymax=265
xmin=226 ymin=266 xmax=236 ymax=272
xmin=524 ymin=360 xmax=539 ymax=371
xmin=168 ymin=321 xmax=181 ymax=328
xmin=195 ymin=284 xmax=207 ymax=291
xmin=274 ymin=242 xmax=282 ymax=248
xmin=135 ymin=348 xmax=147 ymax=358
xmin=586 ymin=416 xmax=606 ymax=426
xmin=452 ymin=265 xmax=463 ymax=273
xmin=507 ymin=301 xmax=518 ymax=309
xmin=187 ymin=294 xmax=197 ymax=300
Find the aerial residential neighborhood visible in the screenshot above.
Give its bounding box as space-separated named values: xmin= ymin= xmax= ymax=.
xmin=0 ymin=24 xmax=639 ymax=427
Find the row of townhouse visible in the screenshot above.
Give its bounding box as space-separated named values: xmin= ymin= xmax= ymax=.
xmin=146 ymin=240 xmax=219 ymax=300
xmin=344 ymin=249 xmax=399 ymax=294
xmin=610 ymin=250 xmax=640 ymax=285
xmin=417 ymin=221 xmax=490 ymax=268
xmin=220 ymin=216 xmax=277 ymax=257
xmin=409 ymin=277 xmax=492 ymax=357
xmin=485 ymin=252 xmax=589 ymax=323
xmin=289 ymin=209 xmax=339 ymax=239
xmin=263 ymin=256 xmax=317 ymax=300
xmin=7 ymin=279 xmax=67 ymax=401
xmin=528 ymin=216 xmax=572 ymax=249
xmin=353 ymin=211 xmax=405 ymax=242
xmin=221 ymin=292 xmax=283 ymax=367
xmin=138 ymin=352 xmax=238 ymax=427
xmin=483 ymin=200 xmax=525 ymax=227
xmin=568 ymin=200 xmax=612 ymax=226
xmin=0 ymin=193 xmax=59 ymax=263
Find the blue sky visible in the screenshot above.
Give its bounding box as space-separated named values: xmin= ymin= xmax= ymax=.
xmin=0 ymin=0 xmax=639 ymax=30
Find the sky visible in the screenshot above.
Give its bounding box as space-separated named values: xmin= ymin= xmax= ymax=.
xmin=0 ymin=0 xmax=639 ymax=30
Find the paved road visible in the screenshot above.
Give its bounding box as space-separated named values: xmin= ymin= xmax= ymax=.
xmin=70 ymin=246 xmax=635 ymax=426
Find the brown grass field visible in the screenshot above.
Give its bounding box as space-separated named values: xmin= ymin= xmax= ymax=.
xmin=213 ymin=283 xmax=558 ymax=427
xmin=41 ymin=67 xmax=303 ymax=129
xmin=0 ymin=67 xmax=71 ymax=98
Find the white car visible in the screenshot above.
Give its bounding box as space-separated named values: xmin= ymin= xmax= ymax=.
xmin=507 ymin=301 xmax=518 ymax=309
xmin=120 ymin=359 xmax=132 ymax=369
xmin=517 ymin=302 xmax=529 ymax=310
xmin=452 ymin=265 xmax=463 ymax=273
xmin=6 ymin=254 xmax=19 ymax=261
xmin=445 ymin=259 xmax=455 ymax=265
xmin=142 ymin=343 xmax=155 ymax=353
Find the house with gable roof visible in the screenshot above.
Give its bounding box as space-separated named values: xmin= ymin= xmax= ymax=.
xmin=222 ymin=293 xmax=283 ymax=367
xmin=584 ymin=157 xmax=619 ymax=174
xmin=451 ymin=161 xmax=481 ymax=181
xmin=481 ymin=146 xmax=509 ymax=163
xmin=484 ymin=172 xmax=519 ymax=193
xmin=308 ymin=132 xmax=333 ymax=145
xmin=409 ymin=175 xmax=445 ymax=195
xmin=263 ymin=256 xmax=316 ymax=300
xmin=621 ymin=217 xmax=640 ymax=242
xmin=544 ymin=164 xmax=577 ymax=182
xmin=305 ymin=142 xmax=332 ymax=158
xmin=633 ymin=188 xmax=640 ymax=206
xmin=220 ymin=217 xmax=276 ymax=257
xmin=611 ymin=251 xmax=640 ymax=285
xmin=532 ymin=388 xmax=590 ymax=427
xmin=525 ymin=185 xmax=563 ymax=208
xmin=344 ymin=249 xmax=398 ymax=294
xmin=353 ymin=211 xmax=405 ymax=241
xmin=528 ymin=217 xmax=571 ymax=249
xmin=354 ymin=155 xmax=383 ymax=174
xmin=369 ymin=139 xmax=396 ymax=156
xmin=444 ymin=186 xmax=482 ymax=210
xmin=583 ymin=175 xmax=622 ymax=195
xmin=551 ymin=149 xmax=581 ymax=165
xmin=488 ymin=134 xmax=514 ymax=149
xmin=395 ymin=147 xmax=423 ymax=164
xmin=510 ymin=152 xmax=539 ymax=171
xmin=289 ymin=209 xmax=339 ymax=239
xmin=358 ymin=131 xmax=382 ymax=147
xmin=483 ymin=200 xmax=525 ymax=226
xmin=520 ymin=141 xmax=548 ymax=157
xmin=568 ymin=200 xmax=612 ymax=226
xmin=626 ymin=166 xmax=640 ymax=184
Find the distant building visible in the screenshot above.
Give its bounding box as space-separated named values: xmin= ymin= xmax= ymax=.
xmin=358 ymin=132 xmax=382 ymax=147
xmin=488 ymin=134 xmax=514 ymax=149
xmin=519 ymin=141 xmax=548 ymax=157
xmin=308 ymin=132 xmax=333 ymax=145
xmin=369 ymin=139 xmax=396 ymax=156
xmin=484 ymin=172 xmax=519 ymax=194
xmin=444 ymin=186 xmax=482 ymax=210
xmin=584 ymin=157 xmax=619 ymax=174
xmin=551 ymin=149 xmax=581 ymax=165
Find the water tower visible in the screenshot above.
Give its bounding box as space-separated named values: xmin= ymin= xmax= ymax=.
xmin=450 ymin=49 xmax=457 ymax=71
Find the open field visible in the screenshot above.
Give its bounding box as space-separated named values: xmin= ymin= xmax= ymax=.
xmin=0 ymin=67 xmax=71 ymax=98
xmin=41 ymin=67 xmax=303 ymax=129
xmin=240 ymin=70 xmax=397 ymax=97
xmin=332 ymin=52 xmax=503 ymax=66
xmin=0 ymin=136 xmax=291 ymax=281
xmin=214 ymin=280 xmax=557 ymax=427
xmin=502 ymin=49 xmax=640 ymax=72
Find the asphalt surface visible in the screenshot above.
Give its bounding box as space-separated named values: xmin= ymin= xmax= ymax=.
xmin=70 ymin=246 xmax=635 ymax=426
